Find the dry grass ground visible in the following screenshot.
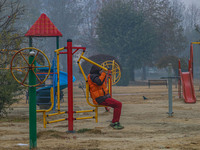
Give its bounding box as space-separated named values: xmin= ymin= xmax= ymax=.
xmin=1 ymin=83 xmax=200 ymax=150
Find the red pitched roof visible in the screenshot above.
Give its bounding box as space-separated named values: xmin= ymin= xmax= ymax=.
xmin=25 ymin=13 xmax=62 ymax=37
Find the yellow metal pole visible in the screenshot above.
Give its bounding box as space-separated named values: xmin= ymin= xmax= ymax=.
xmin=77 ymin=51 xmax=85 ymax=62
xmin=47 ymin=111 xmax=66 ymax=117
xmin=54 ymin=47 xmax=65 ymax=113
xmin=192 ymin=42 xmax=200 ymax=44
xmin=43 ymin=112 xmax=46 ymax=128
xmin=95 ymin=107 xmax=98 ymax=123
xmin=78 ymin=63 xmax=87 ymax=81
xmin=75 ymin=110 xmax=94 ymax=113
xmin=56 ymin=52 xmax=60 ymax=112
xmin=108 ymin=77 xmax=111 ymax=94
xmin=112 ymin=60 xmax=115 ymax=83
xmin=54 ymin=47 xmax=65 ymax=52
xmin=75 ymin=116 xmax=94 ymax=120
xmin=48 ymin=118 xmax=66 ymax=124
xmin=80 ymin=56 xmax=108 ymax=71
xmin=108 ymin=69 xmax=112 ymax=97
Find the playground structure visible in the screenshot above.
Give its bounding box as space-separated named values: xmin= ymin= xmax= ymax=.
xmin=178 ymin=42 xmax=198 ymax=103
xmin=45 ymin=40 xmax=121 ymax=130
xmin=3 ymin=12 xmax=199 ymax=150
xmin=6 ymin=13 xmax=121 ymax=149
xmin=9 ymin=41 xmax=120 ymax=125
xmin=9 ymin=13 xmax=64 ymax=149
xmin=10 ymin=40 xmax=121 ymax=149
xmin=10 ymin=40 xmax=121 ymax=127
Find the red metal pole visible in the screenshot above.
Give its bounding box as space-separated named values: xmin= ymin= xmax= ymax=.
xmin=188 ymin=60 xmax=191 ymax=72
xmin=67 ymin=39 xmax=73 ymax=132
xmin=105 ymin=69 xmax=112 ymax=112
xmin=178 ymin=60 xmax=181 ymax=98
xmin=108 ymin=69 xmax=112 ymax=98
xmin=190 ymin=43 xmax=193 ymax=77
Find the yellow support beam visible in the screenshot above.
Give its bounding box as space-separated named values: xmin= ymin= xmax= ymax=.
xmin=192 ymin=42 xmax=200 ymax=44
xmin=54 ymin=47 xmax=65 ymax=52
xmin=78 ymin=62 xmax=87 ymax=81
xmin=80 ymin=55 xmax=108 ymax=71
xmin=47 ymin=111 xmax=66 ymax=117
xmin=77 ymin=51 xmax=85 ymax=62
xmin=95 ymin=107 xmax=98 ymax=123
xmin=42 ymin=112 xmax=47 ymax=128
xmin=75 ymin=110 xmax=94 ymax=113
xmin=75 ymin=116 xmax=94 ymax=120
xmin=112 ymin=60 xmax=115 ymax=83
xmin=56 ymin=52 xmax=61 ymax=112
xmin=47 ymin=118 xmax=66 ymax=124
xmin=48 ymin=116 xmax=95 ymax=124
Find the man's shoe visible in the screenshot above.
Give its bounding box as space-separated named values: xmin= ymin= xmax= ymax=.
xmin=110 ymin=122 xmax=124 ymax=130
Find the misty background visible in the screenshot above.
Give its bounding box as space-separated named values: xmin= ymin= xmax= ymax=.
xmin=1 ymin=0 xmax=200 ymax=86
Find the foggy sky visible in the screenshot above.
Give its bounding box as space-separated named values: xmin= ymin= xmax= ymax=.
xmin=181 ymin=0 xmax=200 ymax=6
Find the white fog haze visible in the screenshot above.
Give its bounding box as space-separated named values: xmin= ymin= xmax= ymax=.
xmin=2 ymin=1 xmax=200 ymax=149
xmin=181 ymin=0 xmax=200 ymax=5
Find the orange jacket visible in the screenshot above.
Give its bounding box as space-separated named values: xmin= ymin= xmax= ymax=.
xmin=88 ymin=72 xmax=110 ymax=104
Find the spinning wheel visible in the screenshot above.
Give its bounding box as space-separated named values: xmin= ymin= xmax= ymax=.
xmin=10 ymin=47 xmax=51 ymax=87
xmin=101 ymin=60 xmax=121 ymax=85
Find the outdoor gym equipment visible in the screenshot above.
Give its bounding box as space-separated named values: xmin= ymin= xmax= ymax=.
xmin=9 ymin=40 xmax=120 ymax=147
xmin=101 ymin=60 xmax=121 ymax=85
xmin=10 ymin=47 xmax=51 ymax=149
xmin=40 ymin=40 xmax=121 ymax=133
xmin=161 ymin=63 xmax=179 ymax=117
xmin=35 ymin=40 xmax=91 ymax=132
xmin=8 ymin=12 xmax=121 ymax=147
xmin=77 ymin=47 xmax=121 ymax=109
xmin=10 ymin=47 xmax=51 ymax=87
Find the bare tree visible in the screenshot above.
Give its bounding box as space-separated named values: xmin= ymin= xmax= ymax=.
xmin=0 ymin=0 xmax=25 ymax=50
xmin=184 ymin=4 xmax=200 ymax=31
xmin=0 ymin=0 xmax=25 ymax=116
xmin=0 ymin=0 xmax=25 ymax=68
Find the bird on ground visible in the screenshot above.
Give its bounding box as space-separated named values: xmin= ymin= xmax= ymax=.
xmin=143 ymin=96 xmax=148 ymax=100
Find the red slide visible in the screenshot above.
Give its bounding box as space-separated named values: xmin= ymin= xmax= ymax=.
xmin=180 ymin=72 xmax=196 ymax=103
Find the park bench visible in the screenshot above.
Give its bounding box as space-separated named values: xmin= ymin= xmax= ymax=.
xmin=148 ymin=79 xmax=168 ymax=88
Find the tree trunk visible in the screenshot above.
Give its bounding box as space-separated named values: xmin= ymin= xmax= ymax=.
xmin=142 ymin=66 xmax=146 ymax=80
xmin=130 ymin=64 xmax=135 ymax=81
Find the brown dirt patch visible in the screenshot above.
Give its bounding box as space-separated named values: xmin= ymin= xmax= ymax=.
xmin=1 ymin=85 xmax=200 ymax=150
